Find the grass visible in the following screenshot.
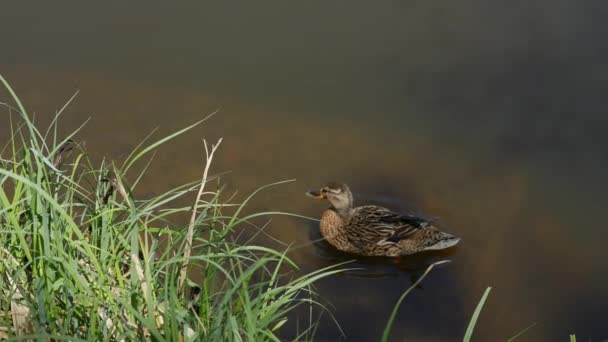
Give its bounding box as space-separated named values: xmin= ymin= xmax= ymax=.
xmin=463 ymin=286 xmax=492 ymax=342
xmin=0 ymin=74 xmax=343 ymax=341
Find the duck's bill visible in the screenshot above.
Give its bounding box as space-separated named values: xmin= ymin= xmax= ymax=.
xmin=305 ymin=190 xmax=325 ymax=199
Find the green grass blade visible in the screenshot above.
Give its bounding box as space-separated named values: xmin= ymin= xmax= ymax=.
xmin=463 ymin=286 xmax=492 ymax=342
xmin=44 ymin=90 xmax=80 ymax=139
xmin=506 ymin=322 xmax=537 ymax=342
xmin=121 ymin=109 xmax=218 ymax=173
xmin=381 ymin=260 xmax=451 ymax=342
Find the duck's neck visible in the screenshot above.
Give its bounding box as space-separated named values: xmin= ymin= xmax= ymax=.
xmin=332 ymin=206 xmax=352 ymax=221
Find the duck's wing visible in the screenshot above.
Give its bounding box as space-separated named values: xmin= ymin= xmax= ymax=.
xmin=349 ymin=206 xmax=430 ymax=246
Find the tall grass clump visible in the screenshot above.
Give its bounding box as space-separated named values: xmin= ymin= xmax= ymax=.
xmin=0 ymin=75 xmax=342 ymax=341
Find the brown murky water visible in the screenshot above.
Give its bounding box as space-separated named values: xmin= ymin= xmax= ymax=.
xmin=2 ymin=2 xmax=608 ymax=340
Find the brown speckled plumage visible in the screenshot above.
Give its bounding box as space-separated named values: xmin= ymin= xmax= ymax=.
xmin=307 ymin=182 xmax=460 ymax=257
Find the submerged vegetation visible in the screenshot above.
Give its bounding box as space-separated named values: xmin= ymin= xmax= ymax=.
xmin=0 ymin=75 xmax=342 ymax=340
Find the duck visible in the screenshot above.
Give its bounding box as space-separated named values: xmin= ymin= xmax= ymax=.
xmin=306 ymin=182 xmax=460 ymax=257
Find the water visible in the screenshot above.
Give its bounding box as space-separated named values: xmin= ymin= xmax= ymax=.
xmin=2 ymin=1 xmax=608 ymax=340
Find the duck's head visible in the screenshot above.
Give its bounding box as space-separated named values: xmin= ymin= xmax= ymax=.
xmin=306 ymin=182 xmax=354 ymax=214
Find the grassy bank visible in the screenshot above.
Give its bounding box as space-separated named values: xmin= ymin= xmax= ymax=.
xmin=0 ymin=75 xmax=342 ymax=341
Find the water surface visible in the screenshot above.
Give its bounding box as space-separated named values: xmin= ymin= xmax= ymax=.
xmin=2 ymin=1 xmax=608 ymax=340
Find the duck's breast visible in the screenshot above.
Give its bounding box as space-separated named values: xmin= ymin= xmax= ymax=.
xmin=319 ymin=209 xmax=343 ymax=239
xmin=320 ymin=209 xmax=359 ymax=253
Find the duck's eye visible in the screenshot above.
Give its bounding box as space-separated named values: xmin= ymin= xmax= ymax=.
xmin=321 ymin=188 xmax=328 ymax=193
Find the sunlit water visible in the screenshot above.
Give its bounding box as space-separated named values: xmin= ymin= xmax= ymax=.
xmin=2 ymin=1 xmax=608 ymax=340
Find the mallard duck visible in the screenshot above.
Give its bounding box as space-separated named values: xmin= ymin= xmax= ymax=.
xmin=306 ymin=182 xmax=460 ymax=257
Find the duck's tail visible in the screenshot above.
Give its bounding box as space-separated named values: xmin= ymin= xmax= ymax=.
xmin=423 ymin=230 xmax=461 ymax=251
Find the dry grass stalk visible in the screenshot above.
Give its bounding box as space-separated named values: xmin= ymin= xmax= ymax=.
xmin=178 ymin=138 xmax=223 ymax=291
xmin=6 ymin=272 xmax=30 ymax=337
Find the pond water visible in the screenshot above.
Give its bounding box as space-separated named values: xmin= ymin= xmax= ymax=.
xmin=2 ymin=1 xmax=608 ymax=340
